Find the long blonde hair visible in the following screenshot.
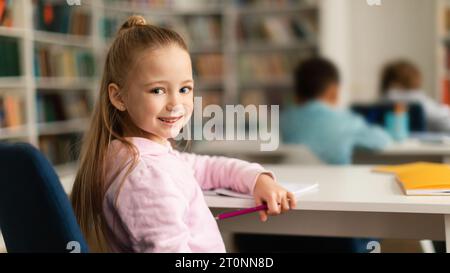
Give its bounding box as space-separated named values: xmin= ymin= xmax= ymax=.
xmin=70 ymin=15 xmax=188 ymax=251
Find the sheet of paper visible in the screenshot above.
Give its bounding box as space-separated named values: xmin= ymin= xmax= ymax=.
xmin=209 ymin=181 xmax=319 ymax=199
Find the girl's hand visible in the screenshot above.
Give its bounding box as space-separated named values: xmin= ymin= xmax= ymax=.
xmin=253 ymin=173 xmax=297 ymax=222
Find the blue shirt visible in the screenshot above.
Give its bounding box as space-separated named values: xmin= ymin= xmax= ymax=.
xmin=281 ymin=101 xmax=392 ymax=165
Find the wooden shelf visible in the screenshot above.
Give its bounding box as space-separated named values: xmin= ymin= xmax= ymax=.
xmin=37 ymin=118 xmax=89 ymax=136
xmin=237 ymin=3 xmax=318 ymax=15
xmin=240 ymin=78 xmax=293 ymax=89
xmin=0 ymin=76 xmax=27 ymax=89
xmin=35 ymin=77 xmax=96 ymax=90
xmin=0 ymin=26 xmax=26 ymax=38
xmin=237 ymin=41 xmax=317 ymax=53
xmin=0 ymin=125 xmax=29 ymax=140
xmin=33 ymin=30 xmax=94 ymax=48
xmin=195 ymin=78 xmax=224 ymax=90
xmin=93 ymin=2 xmax=223 ymax=16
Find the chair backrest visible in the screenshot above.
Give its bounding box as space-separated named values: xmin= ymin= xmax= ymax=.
xmin=0 ymin=143 xmax=88 ymax=253
xmin=351 ymin=102 xmax=426 ymax=132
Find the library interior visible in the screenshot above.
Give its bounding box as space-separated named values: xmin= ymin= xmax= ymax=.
xmin=2 ymin=0 xmax=450 ymax=254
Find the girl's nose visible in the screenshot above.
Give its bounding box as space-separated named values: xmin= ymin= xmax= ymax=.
xmin=166 ymin=93 xmax=182 ymax=112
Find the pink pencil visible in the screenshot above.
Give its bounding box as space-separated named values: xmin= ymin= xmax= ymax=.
xmin=215 ymin=204 xmax=269 ymax=220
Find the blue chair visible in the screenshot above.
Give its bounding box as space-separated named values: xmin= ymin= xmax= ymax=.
xmin=0 ymin=142 xmax=88 ymax=253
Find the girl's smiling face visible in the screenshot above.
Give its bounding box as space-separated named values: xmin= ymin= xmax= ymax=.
xmin=109 ymin=44 xmax=194 ymax=144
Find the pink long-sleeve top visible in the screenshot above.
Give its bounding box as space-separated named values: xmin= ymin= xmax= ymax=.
xmin=102 ymin=137 xmax=271 ymax=253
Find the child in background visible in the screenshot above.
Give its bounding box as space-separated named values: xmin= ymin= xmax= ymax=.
xmin=277 ymin=57 xmax=390 ymax=253
xmin=380 ymin=60 xmax=450 ymax=132
xmin=71 ymin=15 xmax=296 ymax=253
xmin=281 ymin=57 xmax=392 ymax=165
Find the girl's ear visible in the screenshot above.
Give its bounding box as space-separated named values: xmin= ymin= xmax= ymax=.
xmin=108 ymin=83 xmax=126 ymax=111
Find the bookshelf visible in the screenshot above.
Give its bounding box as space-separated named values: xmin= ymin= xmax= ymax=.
xmin=0 ymin=0 xmax=321 ymax=166
xmin=0 ymin=0 xmax=98 ymax=167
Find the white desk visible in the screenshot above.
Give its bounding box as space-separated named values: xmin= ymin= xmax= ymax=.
xmin=207 ymin=165 xmax=450 ymax=252
xmin=57 ymin=164 xmax=450 ymax=252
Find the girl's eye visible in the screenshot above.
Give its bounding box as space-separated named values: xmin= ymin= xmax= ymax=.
xmin=150 ymin=88 xmax=165 ymax=94
xmin=180 ymin=87 xmax=192 ymax=94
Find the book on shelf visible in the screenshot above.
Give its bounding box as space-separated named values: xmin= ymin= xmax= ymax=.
xmin=39 ymin=133 xmax=81 ymax=165
xmin=33 ymin=0 xmax=92 ymax=36
xmin=0 ymin=93 xmax=24 ymax=128
xmin=239 ymin=53 xmax=306 ymax=84
xmin=185 ymin=16 xmax=222 ymax=47
xmin=0 ymin=36 xmax=20 ymax=77
xmin=34 ymin=45 xmax=95 ymax=78
xmin=443 ymin=78 xmax=450 ymax=106
xmin=36 ymin=91 xmax=91 ymax=123
xmin=0 ymin=0 xmax=17 ymax=28
xmin=193 ymin=53 xmax=223 ymax=81
xmin=446 ymin=7 xmax=450 ymax=34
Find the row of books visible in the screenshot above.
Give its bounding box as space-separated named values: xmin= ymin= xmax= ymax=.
xmin=237 ymin=14 xmax=318 ymax=44
xmin=0 ymin=36 xmax=20 ymax=77
xmin=193 ymin=54 xmax=223 ymax=80
xmin=0 ymin=94 xmax=24 ymax=128
xmin=36 ymin=91 xmax=91 ymax=123
xmin=102 ymin=0 xmax=312 ymax=9
xmin=39 ymin=133 xmax=81 ymax=165
xmin=103 ymin=0 xmax=223 ymax=8
xmin=239 ymin=53 xmax=306 ymax=84
xmin=102 ymin=14 xmax=317 ymax=48
xmin=33 ymin=0 xmax=91 ymax=36
xmin=101 ymin=14 xmax=222 ymax=48
xmin=184 ymin=16 xmax=222 ymax=47
xmin=34 ymin=45 xmax=95 ymax=78
xmin=234 ymin=0 xmax=316 ymax=8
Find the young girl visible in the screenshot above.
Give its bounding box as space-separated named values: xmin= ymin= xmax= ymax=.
xmin=70 ymin=15 xmax=296 ymax=253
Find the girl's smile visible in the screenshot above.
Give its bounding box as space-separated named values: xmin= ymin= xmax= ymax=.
xmin=158 ymin=116 xmax=183 ymax=126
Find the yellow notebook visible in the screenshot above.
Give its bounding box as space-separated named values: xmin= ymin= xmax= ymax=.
xmin=374 ymin=162 xmax=450 ymax=196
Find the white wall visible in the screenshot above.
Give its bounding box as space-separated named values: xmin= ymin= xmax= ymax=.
xmin=322 ymin=0 xmax=438 ymax=105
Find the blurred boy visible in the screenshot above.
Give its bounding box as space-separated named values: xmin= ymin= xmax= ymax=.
xmin=281 ymin=57 xmax=392 ymax=164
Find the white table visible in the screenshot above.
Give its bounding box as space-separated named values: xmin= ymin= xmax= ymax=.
xmin=207 ymin=165 xmax=450 ymax=252
xmin=354 ymin=139 xmax=450 ymax=164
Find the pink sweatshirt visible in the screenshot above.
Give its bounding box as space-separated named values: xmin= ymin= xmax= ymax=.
xmin=102 ymin=137 xmax=271 ymax=253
